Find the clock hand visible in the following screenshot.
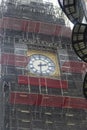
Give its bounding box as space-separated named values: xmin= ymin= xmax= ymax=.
xmin=38 ymin=62 xmax=48 ymax=76
xmin=38 ymin=62 xmax=43 ymax=76
xmin=38 ymin=64 xmax=47 ymax=66
xmin=38 ymin=61 xmax=47 ymax=67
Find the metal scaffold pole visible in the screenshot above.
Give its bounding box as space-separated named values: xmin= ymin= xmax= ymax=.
xmin=0 ymin=0 xmax=5 ymax=130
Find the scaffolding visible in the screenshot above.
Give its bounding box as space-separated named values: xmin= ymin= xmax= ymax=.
xmin=0 ymin=0 xmax=87 ymax=130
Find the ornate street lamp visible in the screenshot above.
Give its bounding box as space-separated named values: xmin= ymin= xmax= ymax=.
xmin=58 ymin=0 xmax=87 ymax=99
xmin=72 ymin=22 xmax=87 ymax=62
xmin=58 ymin=0 xmax=83 ymax=24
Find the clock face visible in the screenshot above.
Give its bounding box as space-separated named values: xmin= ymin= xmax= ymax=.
xmin=28 ymin=54 xmax=55 ymax=76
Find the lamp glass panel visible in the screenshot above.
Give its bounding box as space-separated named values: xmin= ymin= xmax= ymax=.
xmin=65 ymin=8 xmax=70 ymax=14
xmin=74 ymin=25 xmax=79 ymax=32
xmin=73 ymin=13 xmax=79 ymax=19
xmin=69 ymin=0 xmax=74 ymax=4
xmin=74 ymin=44 xmax=79 ymax=50
xmin=69 ymin=6 xmax=75 ymax=13
xmin=77 ymin=35 xmax=84 ymax=40
xmin=77 ymin=51 xmax=83 ymax=57
xmin=79 ymin=42 xmax=85 ymax=49
xmin=82 ymin=49 xmax=87 ymax=54
xmin=68 ymin=15 xmax=73 ymax=21
xmin=64 ymin=0 xmax=68 ymax=5
xmin=80 ymin=26 xmax=86 ymax=32
xmin=73 ymin=35 xmax=77 ymax=41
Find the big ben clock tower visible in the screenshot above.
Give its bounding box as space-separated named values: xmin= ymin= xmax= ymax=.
xmin=1 ymin=0 xmax=87 ymax=130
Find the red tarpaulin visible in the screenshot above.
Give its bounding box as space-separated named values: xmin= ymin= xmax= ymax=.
xmin=39 ymin=22 xmax=55 ymax=35
xmin=3 ymin=17 xmax=22 ymax=31
xmin=0 ymin=53 xmax=28 ymax=67
xmin=0 ymin=17 xmax=71 ymax=38
xmin=62 ymin=61 xmax=87 ymax=73
xmin=9 ymin=92 xmax=87 ymax=110
xmin=18 ymin=75 xmax=68 ymax=89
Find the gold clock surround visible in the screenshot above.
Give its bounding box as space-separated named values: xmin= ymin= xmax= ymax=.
xmin=27 ymin=50 xmax=60 ymax=77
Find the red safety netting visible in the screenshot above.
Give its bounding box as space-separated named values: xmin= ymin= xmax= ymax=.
xmin=0 ymin=53 xmax=29 ymax=67
xmin=61 ymin=61 xmax=87 ymax=73
xmin=9 ymin=92 xmax=87 ymax=110
xmin=0 ymin=17 xmax=71 ymax=37
xmin=18 ymin=75 xmax=68 ymax=89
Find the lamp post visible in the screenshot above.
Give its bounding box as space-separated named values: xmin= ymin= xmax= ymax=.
xmin=58 ymin=0 xmax=87 ymax=99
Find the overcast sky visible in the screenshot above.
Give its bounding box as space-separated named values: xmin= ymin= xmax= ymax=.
xmin=0 ymin=0 xmax=59 ymax=5
xmin=44 ymin=0 xmax=58 ymax=5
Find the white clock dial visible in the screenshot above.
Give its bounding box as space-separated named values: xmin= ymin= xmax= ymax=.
xmin=28 ymin=54 xmax=55 ymax=76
